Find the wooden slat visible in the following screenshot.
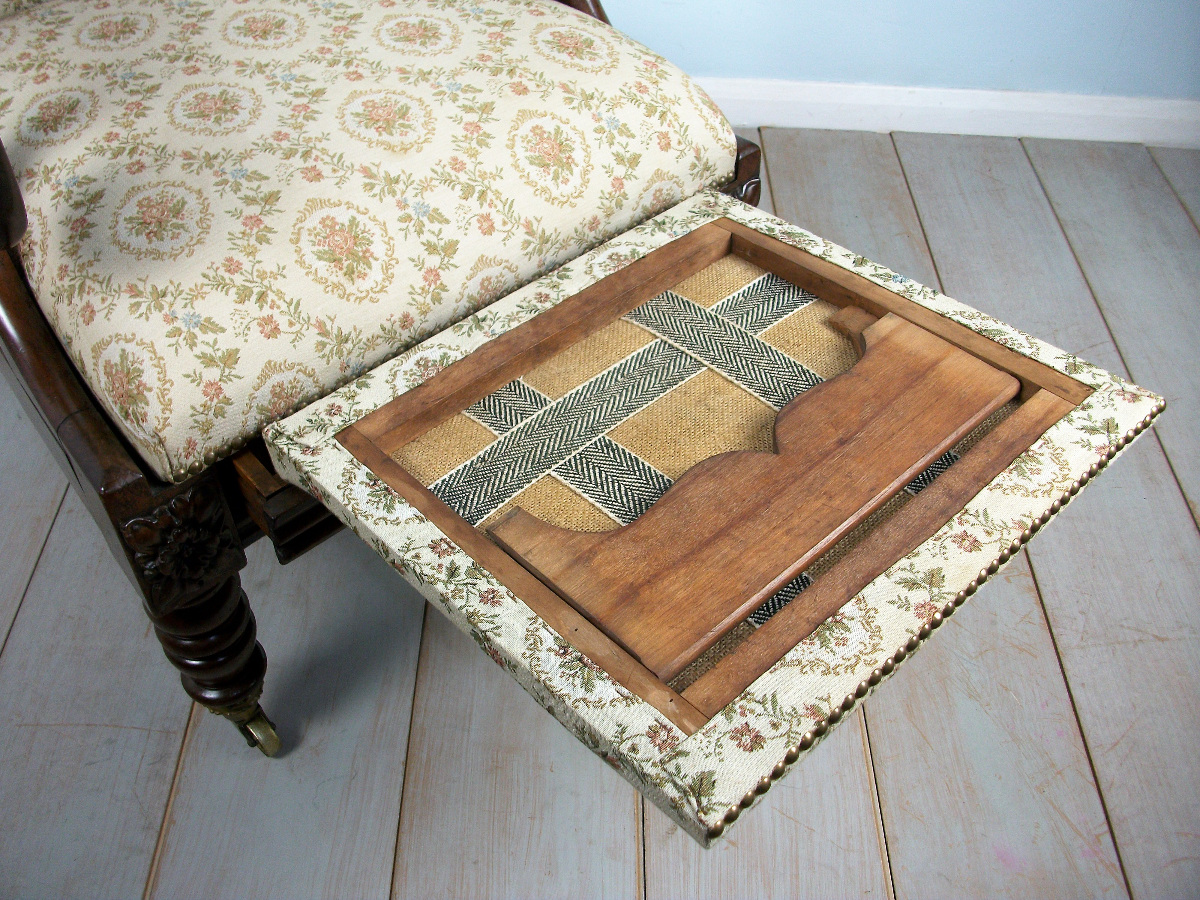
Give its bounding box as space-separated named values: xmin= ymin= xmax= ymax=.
xmin=337 ymin=425 xmax=709 ymax=734
xmin=0 ymin=381 xmax=66 ymax=644
xmin=491 ymin=313 xmax=1019 ymax=680
xmin=0 ymin=492 xmax=190 ymax=899
xmin=684 ymin=389 xmax=1074 ymax=716
xmin=1025 ymin=140 xmax=1200 ymax=519
xmin=356 ymin=222 xmax=731 ymax=452
xmin=897 ymin=131 xmax=1200 ymax=897
xmin=1149 ymin=146 xmax=1200 ymax=227
xmin=392 ymin=611 xmax=640 ymax=899
xmin=995 ymin=137 xmax=1200 ymax=898
xmin=767 ymin=128 xmax=1126 ymax=895
xmin=643 ymin=710 xmax=891 ymax=899
xmin=147 ymin=530 xmax=425 ymax=900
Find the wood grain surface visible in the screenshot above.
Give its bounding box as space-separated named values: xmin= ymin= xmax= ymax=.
xmin=0 ymin=382 xmax=65 ymax=646
xmin=684 ymin=389 xmax=1074 ymax=717
xmin=491 ymin=313 xmax=1018 ymax=679
xmin=897 ymin=130 xmax=1200 ymax=898
xmin=1024 ymin=139 xmax=1200 ymax=521
xmin=392 ymin=609 xmax=641 ymax=900
xmin=766 ymin=127 xmax=1128 ymax=896
xmin=1149 ymin=146 xmax=1200 ymax=232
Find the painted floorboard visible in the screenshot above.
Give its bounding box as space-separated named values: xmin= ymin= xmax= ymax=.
xmin=644 ymin=710 xmax=892 ymax=899
xmin=764 ymin=127 xmax=1126 ymax=897
xmin=391 ymin=610 xmax=640 ymax=900
xmin=148 ymin=530 xmax=425 ymax=900
xmin=0 ymin=491 xmax=190 ymax=900
xmin=1024 ymin=140 xmax=1200 ymax=523
xmin=1149 ymin=146 xmax=1200 ymax=230
xmin=897 ymin=131 xmax=1200 ymax=899
xmin=0 ymin=380 xmax=66 ymax=646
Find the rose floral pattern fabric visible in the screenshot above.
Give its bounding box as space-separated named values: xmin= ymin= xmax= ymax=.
xmin=265 ymin=191 xmax=1163 ymax=846
xmin=0 ymin=0 xmax=736 ymax=480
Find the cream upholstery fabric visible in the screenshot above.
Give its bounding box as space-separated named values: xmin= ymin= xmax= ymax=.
xmin=266 ymin=190 xmax=1165 ymax=845
xmin=0 ymin=0 xmax=735 ymax=480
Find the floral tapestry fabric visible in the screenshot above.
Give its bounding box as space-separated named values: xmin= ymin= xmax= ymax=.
xmin=265 ymin=191 xmax=1163 ymax=846
xmin=0 ymin=0 xmax=736 ymax=481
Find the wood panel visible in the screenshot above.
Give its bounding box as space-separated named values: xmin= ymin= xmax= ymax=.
xmin=1149 ymin=146 xmax=1200 ymax=228
xmin=0 ymin=381 xmax=66 ymax=645
xmin=492 ymin=314 xmax=1018 ymax=679
xmin=767 ymin=128 xmax=1126 ymax=895
xmin=684 ymin=389 xmax=1074 ymax=716
xmin=1024 ymin=139 xmax=1200 ymax=520
xmin=896 ymin=130 xmax=1200 ymax=898
xmin=147 ymin=530 xmax=425 ymax=900
xmin=0 ymin=492 xmax=190 ymax=899
xmin=644 ymin=710 xmax=892 ymax=900
xmin=392 ymin=610 xmax=640 ymax=900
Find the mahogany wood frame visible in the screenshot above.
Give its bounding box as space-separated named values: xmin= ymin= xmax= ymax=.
xmin=0 ymin=0 xmax=761 ymax=753
xmin=337 ymin=219 xmax=1090 ymax=735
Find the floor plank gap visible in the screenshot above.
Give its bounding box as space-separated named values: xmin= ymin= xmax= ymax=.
xmin=143 ymin=702 xmax=202 ymax=900
xmin=860 ymin=711 xmax=898 ymax=900
xmin=0 ymin=486 xmax=66 ymax=657
xmin=388 ymin=601 xmax=429 ymax=900
xmin=1023 ymin=553 xmax=1134 ymax=900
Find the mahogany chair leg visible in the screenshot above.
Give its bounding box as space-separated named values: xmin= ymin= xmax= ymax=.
xmin=121 ymin=478 xmax=280 ymax=755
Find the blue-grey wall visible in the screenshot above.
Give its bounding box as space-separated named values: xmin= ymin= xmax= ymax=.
xmin=602 ymin=0 xmax=1200 ymax=100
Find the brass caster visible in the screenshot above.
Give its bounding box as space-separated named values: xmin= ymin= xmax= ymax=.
xmin=238 ymin=705 xmax=282 ymax=757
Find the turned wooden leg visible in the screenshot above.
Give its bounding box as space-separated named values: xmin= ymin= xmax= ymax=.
xmin=120 ymin=478 xmax=280 ymax=756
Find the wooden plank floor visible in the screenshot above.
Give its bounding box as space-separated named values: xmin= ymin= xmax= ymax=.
xmin=1 ymin=131 xmax=1196 ymax=899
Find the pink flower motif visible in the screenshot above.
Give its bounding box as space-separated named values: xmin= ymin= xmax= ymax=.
xmin=324 ymin=402 xmax=343 ymax=416
xmin=422 ymin=267 xmax=441 ymax=287
xmin=463 ymin=121 xmax=482 ymax=137
xmin=428 ymin=537 xmax=455 ymax=558
xmin=610 ymin=176 xmax=624 ymax=192
xmin=291 ymin=102 xmax=311 ymax=114
xmin=183 ymin=65 xmax=201 ymax=75
xmin=202 ymin=379 xmax=224 ymax=401
xmin=80 ymin=302 xmax=96 ymax=325
xmin=33 ymin=72 xmax=49 ymax=84
xmin=646 ymin=722 xmax=679 ymax=753
xmin=510 ymin=81 xmax=529 ymax=96
xmin=272 ymin=130 xmax=290 ymax=142
xmin=477 ymin=588 xmax=502 ymax=607
xmin=300 ymin=165 xmax=324 ymax=182
xmin=729 ymin=722 xmax=766 ymax=752
xmin=950 ymin=530 xmax=982 ymax=552
xmin=476 ymin=213 xmax=495 ymax=236
xmin=126 ymin=159 xmax=145 ymax=175
xmin=258 ymin=315 xmax=280 ymax=339
xmin=222 ymin=256 xmax=243 ymax=274
xmin=241 ymin=214 xmax=264 ymax=231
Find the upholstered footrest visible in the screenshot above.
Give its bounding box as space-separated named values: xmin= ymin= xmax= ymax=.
xmin=265 ymin=190 xmax=1163 ymax=846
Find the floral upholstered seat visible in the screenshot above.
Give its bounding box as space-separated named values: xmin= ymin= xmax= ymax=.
xmin=0 ymin=0 xmax=735 ymax=481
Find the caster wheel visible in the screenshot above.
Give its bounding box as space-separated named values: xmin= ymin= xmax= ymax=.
xmin=240 ymin=706 xmax=282 ymax=757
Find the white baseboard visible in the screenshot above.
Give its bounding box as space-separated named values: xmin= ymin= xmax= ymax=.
xmin=696 ymin=77 xmax=1200 ymax=148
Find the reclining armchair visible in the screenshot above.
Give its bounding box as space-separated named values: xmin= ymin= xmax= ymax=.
xmin=0 ymin=0 xmax=759 ymax=754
